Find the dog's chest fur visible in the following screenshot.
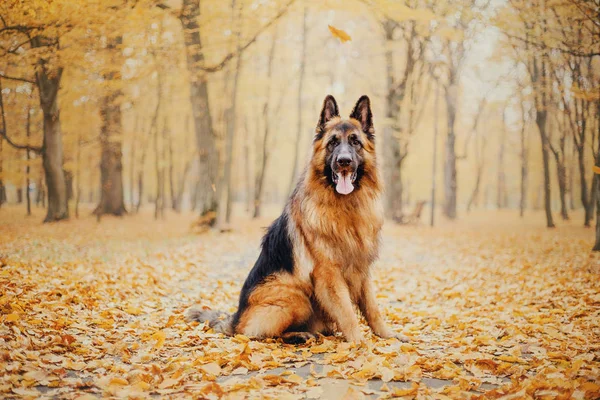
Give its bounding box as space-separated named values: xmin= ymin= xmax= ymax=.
xmin=289 ymin=187 xmax=384 ymax=286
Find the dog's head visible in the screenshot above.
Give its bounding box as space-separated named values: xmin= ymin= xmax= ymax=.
xmin=312 ymin=95 xmax=377 ymax=196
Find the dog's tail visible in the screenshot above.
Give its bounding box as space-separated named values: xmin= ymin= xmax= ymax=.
xmin=186 ymin=308 xmax=234 ymax=336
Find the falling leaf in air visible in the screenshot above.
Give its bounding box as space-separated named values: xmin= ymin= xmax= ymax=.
xmin=328 ymin=25 xmax=351 ymax=42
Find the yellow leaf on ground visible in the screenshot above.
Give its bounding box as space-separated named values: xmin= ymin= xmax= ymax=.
xmin=109 ymin=377 xmax=129 ymax=386
xmin=125 ymin=306 xmax=143 ymax=315
xmin=310 ymin=344 xmax=331 ymax=354
xmin=582 ymin=382 xmax=600 ymax=394
xmin=284 ymin=373 xmax=303 ymax=384
xmin=341 ymin=386 xmax=364 ymax=400
xmin=151 ymin=330 xmax=166 ymax=349
xmin=200 ymin=362 xmax=221 ymax=376
xmin=392 ymin=382 xmax=419 ymax=397
xmin=5 ymin=313 xmax=18 ymax=322
xmin=159 ymin=378 xmax=179 ymax=389
xmin=74 ymin=395 xmax=98 ymax=400
xmin=379 ymin=366 xmax=395 ymax=382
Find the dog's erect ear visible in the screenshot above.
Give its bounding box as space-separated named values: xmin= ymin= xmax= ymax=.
xmin=316 ymin=95 xmax=339 ymax=137
xmin=350 ymin=95 xmax=374 ymax=137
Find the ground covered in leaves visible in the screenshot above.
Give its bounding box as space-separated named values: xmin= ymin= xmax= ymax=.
xmin=1 ymin=206 xmax=599 ymax=399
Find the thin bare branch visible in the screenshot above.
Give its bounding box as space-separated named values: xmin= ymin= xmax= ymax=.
xmin=504 ymin=32 xmax=600 ymax=58
xmin=196 ymin=0 xmax=295 ymax=73
xmin=0 ymin=72 xmax=35 ymax=84
xmin=0 ymin=80 xmax=42 ymax=153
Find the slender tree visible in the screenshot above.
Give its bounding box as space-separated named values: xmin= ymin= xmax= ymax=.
xmin=430 ymin=82 xmax=440 ymax=226
xmin=25 ymin=103 xmax=32 ymax=216
xmin=497 ymin=109 xmax=508 ymax=209
xmin=593 ymin=101 xmax=600 ymax=250
xmin=517 ymin=89 xmax=530 ymax=217
xmin=288 ymin=6 xmax=308 ymax=196
xmin=94 ymin=36 xmax=127 ymax=218
xmin=254 ymin=28 xmax=278 ymax=218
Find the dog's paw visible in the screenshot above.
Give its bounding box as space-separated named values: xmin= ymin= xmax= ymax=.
xmin=392 ymin=333 xmax=410 ymax=343
xmin=281 ymin=332 xmax=316 ymax=344
xmin=376 ymin=329 xmax=409 ymax=342
xmin=345 ymin=330 xmax=366 ymax=344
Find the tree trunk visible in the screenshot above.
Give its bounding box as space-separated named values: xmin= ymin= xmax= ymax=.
xmin=215 ymin=0 xmax=243 ymax=228
xmin=75 ymin=136 xmax=81 ymax=218
xmin=65 ymin=169 xmax=73 ymax=201
xmin=26 ymin=107 xmax=32 ymax=216
xmin=94 ymin=71 xmax=127 ymax=217
xmin=497 ymin=117 xmax=507 ymax=209
xmin=555 ymin=157 xmax=569 ymax=220
xmin=430 ymin=84 xmax=440 ymax=226
xmin=536 ymin=108 xmax=555 ymax=228
xmin=590 ymin=172 xmax=598 ymax=225
xmin=130 ymin=116 xmax=138 ymax=211
xmin=592 ymin=102 xmax=600 ymax=250
xmin=443 ymin=83 xmax=458 ymax=219
xmin=161 ymin=119 xmax=168 ymax=215
xmin=225 ymin=14 xmax=244 ymax=224
xmin=288 ymin=6 xmax=308 ymax=197
xmin=468 ymin=123 xmax=485 ymax=213
xmin=37 ymin=63 xmax=69 ymax=222
xmin=577 ymin=146 xmax=592 ymax=226
xmin=243 ymin=118 xmax=252 ymax=214
xmin=519 ymin=118 xmax=528 ymax=218
xmin=136 ymin=167 xmax=144 ymax=212
xmin=0 ymin=81 xmax=6 ymax=208
xmin=174 ymin=158 xmax=192 ymax=212
xmin=467 ymin=165 xmax=483 ymax=212
xmin=593 ymin=178 xmax=600 ymax=251
xmin=520 ymin=155 xmax=528 ymax=218
xmin=154 ymin=114 xmax=162 ymax=220
xmin=190 ymin=172 xmax=201 ymax=212
xmin=551 ymin=114 xmax=570 ymax=221
xmin=0 ymin=131 xmax=4 ymax=208
xmin=137 ymin=64 xmax=162 ymax=214
xmin=180 ymin=0 xmax=218 ymax=217
xmin=383 ymin=20 xmax=404 ymax=220
xmin=36 ymin=176 xmax=45 ymax=207
xmin=568 ymin=145 xmax=575 ymax=211
xmin=528 ymin=46 xmax=554 ymax=228
xmin=168 ymin=123 xmax=177 ymax=210
xmin=254 ymin=28 xmax=278 ymax=219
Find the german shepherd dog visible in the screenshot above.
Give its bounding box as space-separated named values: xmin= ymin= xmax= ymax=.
xmin=189 ymin=95 xmax=404 ymax=344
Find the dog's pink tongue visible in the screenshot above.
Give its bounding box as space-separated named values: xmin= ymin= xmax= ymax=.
xmin=336 ymin=173 xmax=354 ymax=195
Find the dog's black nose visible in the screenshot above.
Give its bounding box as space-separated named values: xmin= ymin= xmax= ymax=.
xmin=336 ymin=156 xmax=352 ymax=167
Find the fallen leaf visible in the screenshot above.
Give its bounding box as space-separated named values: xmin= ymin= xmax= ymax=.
xmin=200 ymin=362 xmax=221 ymax=376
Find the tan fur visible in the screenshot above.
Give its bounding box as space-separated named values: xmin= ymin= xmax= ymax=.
xmin=232 ymin=116 xmax=399 ymax=343
xmin=236 ymin=272 xmax=313 ymax=338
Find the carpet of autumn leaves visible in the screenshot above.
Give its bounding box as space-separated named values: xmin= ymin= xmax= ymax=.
xmin=1 ymin=206 xmax=599 ymax=399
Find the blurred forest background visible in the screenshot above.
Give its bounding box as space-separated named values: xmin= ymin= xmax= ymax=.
xmin=0 ymin=0 xmax=599 ymax=244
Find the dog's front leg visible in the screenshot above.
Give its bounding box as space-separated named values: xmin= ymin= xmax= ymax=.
xmin=313 ymin=265 xmax=363 ymax=343
xmin=359 ymin=280 xmax=409 ymax=342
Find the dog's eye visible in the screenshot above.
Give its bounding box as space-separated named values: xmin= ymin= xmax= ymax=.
xmin=327 ymin=138 xmax=339 ymax=150
xmin=350 ymin=136 xmax=361 ymax=147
